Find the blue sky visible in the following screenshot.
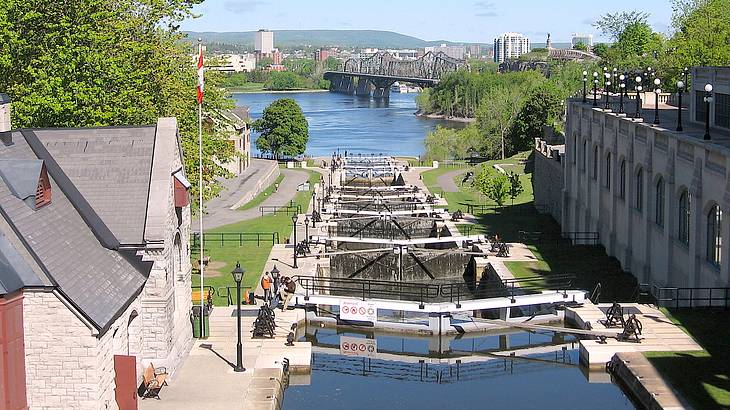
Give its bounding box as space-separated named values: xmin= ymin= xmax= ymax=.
xmin=181 ymin=0 xmax=675 ymax=44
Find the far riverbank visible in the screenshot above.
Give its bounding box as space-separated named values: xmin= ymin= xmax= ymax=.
xmin=415 ymin=110 xmax=475 ymax=123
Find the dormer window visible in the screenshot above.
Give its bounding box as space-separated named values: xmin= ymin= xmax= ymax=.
xmin=35 ymin=165 xmax=51 ymax=208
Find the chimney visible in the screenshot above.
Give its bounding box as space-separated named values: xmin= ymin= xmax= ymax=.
xmin=0 ymin=93 xmax=12 ymax=145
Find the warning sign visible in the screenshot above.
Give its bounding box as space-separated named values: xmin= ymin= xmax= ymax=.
xmin=340 ymin=300 xmax=377 ymax=323
xmin=339 ymin=336 xmax=377 ymax=358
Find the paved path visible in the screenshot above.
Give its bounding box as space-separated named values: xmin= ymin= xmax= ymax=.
xmin=436 ymin=169 xmax=467 ymax=192
xmin=198 ymin=168 xmax=309 ymax=230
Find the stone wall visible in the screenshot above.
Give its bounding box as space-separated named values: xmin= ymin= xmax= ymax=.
xmin=533 ymin=139 xmax=564 ymax=223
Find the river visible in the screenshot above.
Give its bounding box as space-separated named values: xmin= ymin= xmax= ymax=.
xmin=231 ymin=91 xmax=462 ymax=157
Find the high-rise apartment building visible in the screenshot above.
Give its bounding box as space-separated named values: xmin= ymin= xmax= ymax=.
xmin=254 ymin=29 xmax=274 ymax=54
xmin=493 ymin=33 xmax=530 ymax=63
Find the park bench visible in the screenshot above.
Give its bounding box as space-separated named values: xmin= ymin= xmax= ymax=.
xmin=141 ymin=363 xmax=168 ymax=400
xmin=191 ymin=286 xmax=215 ymax=310
xmin=451 ymin=210 xmax=464 ymax=221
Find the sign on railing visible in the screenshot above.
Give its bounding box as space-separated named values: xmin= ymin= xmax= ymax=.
xmin=340 ymin=300 xmax=378 ymax=323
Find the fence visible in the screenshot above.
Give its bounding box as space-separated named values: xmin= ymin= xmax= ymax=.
xmin=517 ymin=231 xmax=599 ymax=246
xmin=191 ymin=232 xmax=280 ymax=250
xmin=465 ymin=203 xmax=548 ymax=215
xmin=649 ymin=285 xmax=730 ymax=309
xmin=259 ymin=201 xmax=302 ymax=217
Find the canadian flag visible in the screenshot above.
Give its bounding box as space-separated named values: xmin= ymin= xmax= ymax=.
xmin=196 ymin=42 xmax=204 ymax=104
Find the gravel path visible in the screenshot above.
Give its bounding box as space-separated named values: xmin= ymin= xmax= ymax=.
xmin=436 ymin=169 xmax=468 ymax=192
xmin=197 ymin=168 xmax=310 ymax=230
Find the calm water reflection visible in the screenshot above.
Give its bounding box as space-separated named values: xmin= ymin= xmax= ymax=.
xmin=282 ymin=328 xmax=633 ymax=410
xmin=232 ymin=92 xmax=462 ymax=157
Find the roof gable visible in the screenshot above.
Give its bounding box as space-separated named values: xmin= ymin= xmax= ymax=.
xmin=0 ymin=159 xmax=43 ymax=201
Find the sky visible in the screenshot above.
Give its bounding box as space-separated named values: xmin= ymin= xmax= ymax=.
xmin=180 ymin=0 xmax=676 ymax=44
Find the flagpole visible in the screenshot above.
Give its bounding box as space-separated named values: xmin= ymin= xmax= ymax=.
xmin=197 ymin=39 xmax=205 ymax=339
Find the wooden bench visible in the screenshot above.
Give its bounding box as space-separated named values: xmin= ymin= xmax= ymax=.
xmin=191 ymin=286 xmax=215 ymax=310
xmin=141 ymin=363 xmax=168 ymax=400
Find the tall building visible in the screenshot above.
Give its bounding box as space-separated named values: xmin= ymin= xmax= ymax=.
xmin=571 ymin=33 xmax=594 ymax=48
xmin=315 ymin=48 xmax=330 ymax=62
xmin=424 ymin=44 xmax=466 ymax=60
xmin=493 ymin=33 xmax=530 ymax=63
xmin=254 ymin=29 xmax=274 ymax=54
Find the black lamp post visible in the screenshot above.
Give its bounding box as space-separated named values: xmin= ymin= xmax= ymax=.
xmin=653 ymin=78 xmax=661 ymax=125
xmin=604 ymin=72 xmax=612 ymax=110
xmin=291 ymin=214 xmax=298 ymax=268
xmin=676 ymin=80 xmax=685 ymax=131
xmin=704 ymin=83 xmax=714 ymax=140
xmin=612 ymin=68 xmax=618 ymax=93
xmin=231 ymin=262 xmax=246 ymax=373
xmin=682 ymin=67 xmax=689 ymax=88
xmin=582 ymin=70 xmax=588 ymax=103
xmin=635 ymin=75 xmax=643 ymax=119
xmin=304 ymin=215 xmax=310 ymax=244
xmin=619 ymin=74 xmax=626 ymax=114
xmin=592 ymin=72 xmax=599 ymax=106
xmin=312 ymin=191 xmax=317 ymax=214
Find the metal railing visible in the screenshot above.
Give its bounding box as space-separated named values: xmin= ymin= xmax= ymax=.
xmin=517 ymin=231 xmax=599 ymax=246
xmin=294 ymin=276 xmax=440 ymax=304
xmin=259 ymin=201 xmax=302 ymax=217
xmin=649 ymin=285 xmax=730 ymax=309
xmin=191 ymin=232 xmax=280 ymax=249
xmin=295 ymin=273 xmax=575 ymax=307
xmin=466 ymin=204 xmax=548 ymax=215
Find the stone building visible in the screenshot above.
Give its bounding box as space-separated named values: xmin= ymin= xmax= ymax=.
xmin=220 ymin=107 xmax=252 ymax=175
xmin=561 ymin=67 xmax=730 ymax=288
xmin=0 ymin=94 xmax=194 ymax=409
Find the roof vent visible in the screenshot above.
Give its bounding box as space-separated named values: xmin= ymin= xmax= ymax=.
xmin=0 ymin=159 xmax=51 ymax=209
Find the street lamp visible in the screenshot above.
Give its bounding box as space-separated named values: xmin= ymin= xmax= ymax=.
xmin=676 ymin=80 xmax=685 ymax=131
xmin=304 ymin=215 xmax=310 ymax=245
xmin=635 ymin=75 xmax=643 ymax=119
xmin=653 ymin=78 xmax=661 ymax=125
xmin=612 ymin=68 xmax=618 ymax=93
xmin=619 ymin=74 xmax=626 ymax=114
xmin=582 ymin=70 xmax=588 ymax=103
xmin=231 ymin=262 xmax=246 ymax=373
xmin=312 ymin=191 xmax=317 ymax=214
xmin=704 ymin=83 xmax=714 ymax=140
xmin=604 ymin=72 xmax=612 ymax=110
xmin=592 ymin=72 xmax=599 ymax=106
xmin=291 ymin=214 xmax=299 ymax=268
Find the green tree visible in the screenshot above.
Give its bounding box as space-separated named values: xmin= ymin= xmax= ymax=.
xmin=593 ymin=10 xmax=651 ymax=40
xmin=253 ymin=99 xmax=309 ymax=158
xmin=0 ymin=0 xmax=236 ymax=209
xmin=507 ymin=172 xmax=524 ymax=205
xmin=573 ymin=42 xmax=588 ymax=51
xmin=666 ymin=0 xmax=730 ymax=67
xmin=473 ymin=165 xmax=509 ymax=206
xmin=476 ymin=86 xmax=525 ymax=159
xmin=510 ymin=83 xmax=563 ymax=151
xmin=264 ymin=71 xmax=306 ymax=90
xmin=593 ymin=43 xmax=610 ymax=58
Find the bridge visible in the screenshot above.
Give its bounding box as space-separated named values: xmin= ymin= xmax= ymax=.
xmin=324 ymin=51 xmax=467 ymax=99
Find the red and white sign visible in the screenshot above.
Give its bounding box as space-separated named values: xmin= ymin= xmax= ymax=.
xmin=340 ymin=300 xmax=377 ymax=323
xmin=339 ymin=336 xmax=377 ymax=358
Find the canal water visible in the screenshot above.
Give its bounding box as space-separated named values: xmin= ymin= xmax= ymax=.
xmin=282 ymin=328 xmax=634 ymax=409
xmin=232 ymin=92 xmax=461 ymax=157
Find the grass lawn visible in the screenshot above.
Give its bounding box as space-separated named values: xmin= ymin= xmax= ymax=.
xmin=192 ymin=170 xmax=319 ymax=305
xmin=226 ymin=83 xmax=266 ymax=93
xmin=237 ymin=174 xmax=285 ymax=211
xmin=645 ymin=308 xmax=730 ymax=409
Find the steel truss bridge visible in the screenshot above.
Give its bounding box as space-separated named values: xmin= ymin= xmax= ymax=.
xmin=324 ymin=51 xmax=467 ymax=98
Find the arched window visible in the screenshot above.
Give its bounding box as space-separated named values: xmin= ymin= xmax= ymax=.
xmin=582 ymin=141 xmax=587 ymax=172
xmin=679 ymin=190 xmax=691 ymax=245
xmin=635 ymin=168 xmax=643 ymax=212
xmin=572 ymin=134 xmax=577 ymax=164
xmin=605 ymin=152 xmax=611 ymax=189
xmin=593 ymin=146 xmax=598 ymax=180
xmin=655 ymin=177 xmax=665 ymax=226
xmin=619 ymin=160 xmax=626 ymax=199
xmin=707 ymin=204 xmax=722 ymax=266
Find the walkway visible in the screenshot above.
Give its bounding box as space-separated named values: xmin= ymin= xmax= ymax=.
xmin=198 ymin=168 xmax=310 ymax=230
xmin=435 ymin=169 xmax=467 ymax=192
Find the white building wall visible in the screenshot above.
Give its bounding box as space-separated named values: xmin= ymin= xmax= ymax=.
xmin=564 ymin=101 xmax=730 ymax=289
xmin=255 ymin=30 xmax=274 ymax=54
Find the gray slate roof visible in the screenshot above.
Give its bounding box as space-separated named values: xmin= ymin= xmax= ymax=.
xmin=33 ymin=127 xmax=156 ymax=245
xmin=0 ymin=94 xmax=10 ymax=104
xmin=0 ymin=159 xmax=43 ymax=200
xmin=0 ymin=231 xmax=44 ymax=294
xmin=0 ymin=131 xmax=148 ymax=331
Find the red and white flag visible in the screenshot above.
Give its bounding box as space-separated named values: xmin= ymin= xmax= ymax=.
xmin=196 ymin=42 xmax=204 ymax=104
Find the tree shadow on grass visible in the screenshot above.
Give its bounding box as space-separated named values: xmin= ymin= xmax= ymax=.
xmin=646 ymin=309 xmax=730 ymax=409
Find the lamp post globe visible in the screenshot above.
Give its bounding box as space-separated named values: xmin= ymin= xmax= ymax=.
xmin=704 ymin=84 xmax=714 ymax=140
xmin=634 ymin=76 xmax=643 ymax=119
xmin=653 ymin=78 xmax=661 ymax=125
xmin=676 ymin=80 xmax=685 ymax=131
xmin=231 ymin=261 xmax=246 ymax=373
xmin=291 ymin=214 xmax=299 ymax=268
xmin=592 ymin=75 xmax=599 ymax=106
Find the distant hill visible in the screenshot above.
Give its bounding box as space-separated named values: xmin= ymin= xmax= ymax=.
xmin=184 ymin=29 xmax=490 ymax=50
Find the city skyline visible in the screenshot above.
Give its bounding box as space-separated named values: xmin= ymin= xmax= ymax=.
xmin=182 ymin=0 xmax=675 ymax=44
